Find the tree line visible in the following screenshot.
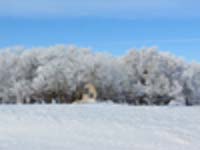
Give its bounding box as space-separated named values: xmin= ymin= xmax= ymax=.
xmin=0 ymin=45 xmax=199 ymax=105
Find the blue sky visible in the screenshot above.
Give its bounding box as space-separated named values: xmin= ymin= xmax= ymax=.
xmin=0 ymin=0 xmax=200 ymax=61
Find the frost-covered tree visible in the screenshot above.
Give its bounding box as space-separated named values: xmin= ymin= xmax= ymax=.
xmin=0 ymin=45 xmax=199 ymax=105
xmin=181 ymin=63 xmax=200 ymax=105
xmin=123 ymin=48 xmax=186 ymax=105
xmin=0 ymin=50 xmax=20 ymax=103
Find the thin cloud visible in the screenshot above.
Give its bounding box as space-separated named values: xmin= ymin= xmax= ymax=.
xmin=0 ymin=0 xmax=199 ymax=19
xmin=144 ymin=38 xmax=200 ymax=43
xmin=103 ymin=38 xmax=200 ymax=47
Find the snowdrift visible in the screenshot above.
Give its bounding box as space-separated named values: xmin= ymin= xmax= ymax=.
xmin=0 ymin=104 xmax=199 ymax=150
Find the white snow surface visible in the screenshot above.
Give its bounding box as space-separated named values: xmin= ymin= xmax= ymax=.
xmin=0 ymin=104 xmax=200 ymax=150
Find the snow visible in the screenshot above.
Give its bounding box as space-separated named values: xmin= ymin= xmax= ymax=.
xmin=0 ymin=104 xmax=200 ymax=150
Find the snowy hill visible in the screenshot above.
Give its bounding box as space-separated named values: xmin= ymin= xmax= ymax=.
xmin=0 ymin=104 xmax=200 ymax=150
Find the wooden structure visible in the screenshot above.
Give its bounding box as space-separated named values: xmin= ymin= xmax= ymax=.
xmin=73 ymin=83 xmax=97 ymax=104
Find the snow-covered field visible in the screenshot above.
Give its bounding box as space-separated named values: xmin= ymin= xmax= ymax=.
xmin=0 ymin=104 xmax=199 ymax=150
